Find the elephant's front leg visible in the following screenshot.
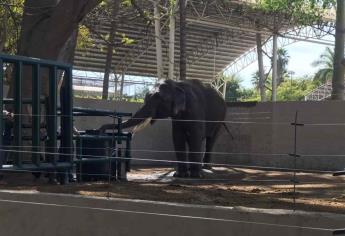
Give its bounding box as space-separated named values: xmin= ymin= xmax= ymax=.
xmin=172 ymin=123 xmax=189 ymax=178
xmin=187 ymin=130 xmax=204 ymax=178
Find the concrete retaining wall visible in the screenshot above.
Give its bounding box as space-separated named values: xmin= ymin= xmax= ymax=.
xmin=0 ymin=190 xmax=343 ymax=236
xmin=74 ymin=98 xmax=345 ymax=171
xmin=215 ymin=101 xmax=345 ymax=171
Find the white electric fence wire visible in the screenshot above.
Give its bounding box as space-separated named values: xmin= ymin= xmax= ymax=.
xmin=7 ymin=111 xmax=272 ymax=116
xmin=0 ymin=198 xmax=339 ymax=233
xmin=3 ymin=144 xmax=345 ymax=158
xmin=2 ymin=144 xmax=289 ymax=156
xmin=8 ymin=112 xmax=345 ymax=126
xmin=0 ymin=148 xmax=335 ymax=174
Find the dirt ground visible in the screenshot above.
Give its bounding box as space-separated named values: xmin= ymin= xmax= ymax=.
xmin=1 ymin=167 xmax=345 ymax=214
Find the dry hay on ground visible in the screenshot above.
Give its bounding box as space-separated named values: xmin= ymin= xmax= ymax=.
xmin=1 ymin=167 xmax=345 ymax=214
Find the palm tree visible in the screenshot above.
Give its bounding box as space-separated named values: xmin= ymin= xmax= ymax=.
xmin=312 ymin=47 xmax=334 ymax=85
xmin=224 ymin=75 xmax=242 ymax=102
xmin=253 ymin=47 xmax=289 ymax=101
xmin=277 ymin=48 xmax=290 ymax=85
xmin=251 ymin=71 xmax=271 ymax=91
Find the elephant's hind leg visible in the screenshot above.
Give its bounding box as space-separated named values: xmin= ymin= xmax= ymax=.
xmin=203 ymin=135 xmax=218 ymax=169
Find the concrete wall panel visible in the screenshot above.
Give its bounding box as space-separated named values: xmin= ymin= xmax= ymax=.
xmin=74 ymin=99 xmax=345 ymax=171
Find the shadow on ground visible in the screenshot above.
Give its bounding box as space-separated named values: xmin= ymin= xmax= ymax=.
xmin=0 ymin=167 xmax=344 ymax=214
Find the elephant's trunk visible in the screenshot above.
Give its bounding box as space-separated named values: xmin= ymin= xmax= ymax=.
xmin=132 ymin=117 xmax=152 ymax=133
xmin=121 ymin=105 xmax=153 ymax=133
xmin=121 ymin=116 xmax=146 ymax=129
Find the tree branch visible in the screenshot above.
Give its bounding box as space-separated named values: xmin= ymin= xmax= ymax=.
xmin=130 ymin=0 xmax=153 ymax=26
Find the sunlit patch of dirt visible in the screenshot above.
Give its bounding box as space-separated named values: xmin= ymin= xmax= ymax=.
xmin=0 ymin=167 xmax=345 ymax=214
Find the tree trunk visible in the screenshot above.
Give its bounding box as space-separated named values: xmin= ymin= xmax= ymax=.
xmin=272 ymin=34 xmax=278 ymax=102
xmin=154 ymin=0 xmax=163 ymax=80
xmin=0 ymin=8 xmax=8 ymax=52
xmin=102 ymin=0 xmax=120 ymax=100
xmin=19 ymin=0 xmax=100 ymax=59
xmin=277 ymin=58 xmax=283 ymax=86
xmin=120 ymin=73 xmax=125 ymax=98
xmin=168 ymin=0 xmax=176 ymax=80
xmin=10 ymin=0 xmax=101 ymax=99
xmin=114 ymin=74 xmax=118 ymax=98
xmin=332 ymin=0 xmax=345 ymax=100
xmin=256 ymin=33 xmax=266 ymax=102
xmin=179 ymin=0 xmax=187 ymax=80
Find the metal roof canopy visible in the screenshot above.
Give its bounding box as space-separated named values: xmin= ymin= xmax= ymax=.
xmin=73 ymin=0 xmax=335 ymax=83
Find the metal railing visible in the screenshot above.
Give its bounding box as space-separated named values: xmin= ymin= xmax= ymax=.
xmin=73 ymin=75 xmax=156 ymax=100
xmin=304 ymin=81 xmax=332 ymax=101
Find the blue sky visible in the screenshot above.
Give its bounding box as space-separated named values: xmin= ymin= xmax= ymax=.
xmin=237 ymin=40 xmax=332 ymax=88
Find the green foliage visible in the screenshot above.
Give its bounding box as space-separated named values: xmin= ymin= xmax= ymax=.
xmin=250 ymin=47 xmax=290 ymax=101
xmin=0 ymin=0 xmax=24 ymax=53
xmin=121 ymin=0 xmax=132 ymax=7
xmin=276 ymin=77 xmax=317 ymax=101
xmin=99 ymin=0 xmax=107 ymax=7
xmin=238 ymin=89 xmax=261 ymax=102
xmin=225 ymin=76 xmax=241 ymax=102
xmin=168 ymin=0 xmax=177 ymax=15
xmin=82 ymin=0 xmax=138 ymax=50
xmin=76 ymin=25 xmax=94 ymax=51
xmin=223 ymin=72 xmax=317 ymax=102
xmin=256 ymin=0 xmax=336 ymax=25
xmin=121 ymin=95 xmax=144 ymax=103
xmin=277 ymin=48 xmax=290 ymax=85
xmin=119 ymin=33 xmax=136 ymax=45
xmin=312 ymin=47 xmax=334 ymax=85
xmin=224 ymin=75 xmax=259 ymax=102
xmin=251 ymin=71 xmax=271 ymax=90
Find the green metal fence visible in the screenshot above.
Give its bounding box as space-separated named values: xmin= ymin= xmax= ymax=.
xmin=0 ymin=54 xmax=73 ymax=169
xmin=0 ymin=54 xmax=132 ymax=184
xmin=0 ymin=54 xmax=73 ymax=176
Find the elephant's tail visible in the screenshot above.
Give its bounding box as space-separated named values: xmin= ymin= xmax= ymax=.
xmin=222 ymin=123 xmax=234 ymax=140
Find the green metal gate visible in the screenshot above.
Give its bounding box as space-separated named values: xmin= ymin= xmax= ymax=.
xmin=0 ymin=54 xmax=73 ymax=178
xmin=0 ymin=54 xmax=133 ymax=184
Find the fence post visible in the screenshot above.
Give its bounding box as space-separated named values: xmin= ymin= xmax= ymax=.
xmin=0 ymin=59 xmax=3 ymax=168
xmin=32 ymin=64 xmax=40 ymax=166
xmin=14 ymin=62 xmax=22 ymax=167
xmin=289 ymin=111 xmax=304 ymax=210
xmin=47 ymin=66 xmax=57 ymax=166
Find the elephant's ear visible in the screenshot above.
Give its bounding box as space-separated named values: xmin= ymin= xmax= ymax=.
xmin=173 ymin=86 xmax=186 ymax=115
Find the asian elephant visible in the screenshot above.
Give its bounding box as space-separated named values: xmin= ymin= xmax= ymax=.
xmin=100 ymin=79 xmax=228 ymax=178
